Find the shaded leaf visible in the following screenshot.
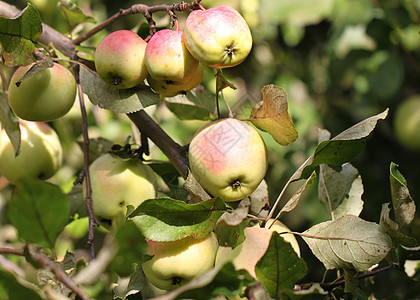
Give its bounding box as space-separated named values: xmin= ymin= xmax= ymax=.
xmin=8 ymin=180 xmax=70 ymax=248
xmin=14 ymin=57 xmax=54 ymax=87
xmin=215 ymin=217 xmax=249 ymax=248
xmin=76 ymin=137 xmax=114 ymax=164
xmin=280 ymin=171 xmax=316 ymax=215
xmin=0 ymin=268 xmax=43 ymax=300
xmin=149 ymin=162 xmax=188 ymax=201
xmin=302 ymin=215 xmax=392 ymax=271
xmin=255 ymin=234 xmax=307 ymax=299
xmin=390 ymin=162 xmax=416 ymax=234
xmin=130 ymin=197 xmax=225 ymax=242
xmin=184 ymin=167 xmax=212 ymax=202
xmin=295 ymin=109 xmax=388 ymax=180
xmin=124 ymin=268 xmax=146 ymax=300
xmin=76 ymin=45 xmax=95 ymax=61
xmin=249 ymin=180 xmax=270 ymax=218
xmin=379 ymin=203 xmax=418 ymax=247
xmin=0 ymin=92 xmax=20 ymax=155
xmin=58 ymin=0 xmax=95 ymax=31
xmin=109 ymin=220 xmax=147 ymax=277
xmin=250 ymin=85 xmax=298 ymax=146
xmin=221 ymin=197 xmax=250 ymax=226
xmin=79 ymin=66 xmax=160 ymax=113
xmin=319 ymin=163 xmax=363 ymax=219
xmin=0 ymin=3 xmax=42 ymax=67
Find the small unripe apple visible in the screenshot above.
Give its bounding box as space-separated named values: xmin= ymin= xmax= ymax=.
xmin=0 ymin=121 xmax=63 ymax=184
xmin=86 ymin=153 xmax=156 ymax=228
xmin=144 ymin=29 xmax=199 ymax=83
xmin=146 ymin=63 xmax=204 ymax=97
xmin=8 ymin=62 xmax=77 ymax=122
xmin=188 ymin=118 xmax=267 ymax=202
xmin=142 ymin=232 xmax=218 ymax=290
xmin=184 ymin=6 xmax=253 ymax=69
xmin=393 ymin=95 xmax=420 ymax=150
xmin=95 ymin=30 xmax=148 ymax=89
xmin=215 ymin=219 xmax=300 ymax=279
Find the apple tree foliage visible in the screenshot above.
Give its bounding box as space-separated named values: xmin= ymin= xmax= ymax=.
xmin=0 ymin=0 xmax=419 ymax=299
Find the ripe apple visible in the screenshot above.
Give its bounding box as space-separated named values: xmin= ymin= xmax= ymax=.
xmin=188 ymin=118 xmax=267 ymax=202
xmin=215 ymin=219 xmax=300 ymax=279
xmin=8 ymin=62 xmax=77 ymax=122
xmin=144 ymin=29 xmax=199 ymax=83
xmin=393 ymin=95 xmax=420 ymax=150
xmin=142 ymin=232 xmax=218 ymax=290
xmin=0 ymin=121 xmax=63 ymax=184
xmin=95 ymin=30 xmax=148 ymax=89
xmin=86 ymin=153 xmax=156 ymax=228
xmin=146 ymin=63 xmax=204 ymax=97
xmin=184 ymin=6 xmax=253 ymax=69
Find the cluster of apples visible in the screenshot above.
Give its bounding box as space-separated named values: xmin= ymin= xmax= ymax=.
xmin=0 ymin=62 xmax=78 ymax=184
xmin=94 ymin=5 xmax=252 ymax=97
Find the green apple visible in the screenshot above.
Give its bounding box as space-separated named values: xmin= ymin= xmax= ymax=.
xmin=188 ymin=118 xmax=267 ymax=202
xmin=184 ymin=6 xmax=253 ymax=69
xmin=0 ymin=121 xmax=63 ymax=184
xmin=8 ymin=62 xmax=77 ymax=122
xmin=145 ymin=29 xmax=199 ymax=83
xmin=146 ymin=63 xmax=204 ymax=97
xmin=142 ymin=232 xmax=218 ymax=290
xmin=86 ymin=153 xmax=156 ymax=228
xmin=215 ymin=219 xmax=300 ymax=279
xmin=95 ymin=30 xmax=148 ymax=89
xmin=393 ymin=95 xmax=420 ymax=150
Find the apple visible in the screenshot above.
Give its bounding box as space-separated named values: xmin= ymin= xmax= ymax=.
xmin=0 ymin=121 xmax=63 ymax=184
xmin=94 ymin=30 xmax=148 ymax=89
xmin=146 ymin=63 xmax=204 ymax=97
xmin=144 ymin=29 xmax=199 ymax=83
xmin=184 ymin=6 xmax=253 ymax=69
xmin=393 ymin=95 xmax=420 ymax=150
xmin=8 ymin=62 xmax=77 ymax=122
xmin=86 ymin=153 xmax=157 ymax=228
xmin=215 ymin=219 xmax=300 ymax=279
xmin=188 ymin=118 xmax=267 ymax=202
xmin=142 ymin=232 xmax=218 ymax=290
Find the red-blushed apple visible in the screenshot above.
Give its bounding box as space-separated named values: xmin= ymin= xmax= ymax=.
xmin=144 ymin=29 xmax=199 ymax=83
xmin=184 ymin=6 xmax=252 ymax=69
xmin=215 ymin=219 xmax=300 ymax=279
xmin=146 ymin=63 xmax=204 ymax=97
xmin=95 ymin=30 xmax=148 ymax=89
xmin=0 ymin=121 xmax=63 ymax=184
xmin=142 ymin=232 xmax=218 ymax=290
xmin=188 ymin=118 xmax=267 ymax=202
xmin=8 ymin=62 xmax=77 ymax=122
xmin=85 ymin=153 xmax=156 ymax=228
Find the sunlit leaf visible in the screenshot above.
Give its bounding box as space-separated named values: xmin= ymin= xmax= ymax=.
xmin=0 ymin=3 xmax=42 ymax=67
xmin=302 ymin=215 xmax=392 ymax=271
xmin=79 ymin=66 xmax=160 ymax=113
xmin=8 ymin=180 xmax=70 ymax=249
xmin=296 ymin=109 xmax=389 ymax=180
xmin=256 ymin=234 xmax=307 ymax=299
xmin=76 ymin=45 xmax=95 ymax=61
xmin=390 ymin=162 xmax=416 ymax=234
xmin=319 ymin=163 xmax=364 ymax=219
xmin=250 ymin=85 xmax=298 ymax=146
xmin=130 ymin=197 xmax=225 ymax=242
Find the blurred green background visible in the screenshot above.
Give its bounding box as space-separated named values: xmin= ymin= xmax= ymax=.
xmin=2 ymin=0 xmax=420 ymax=298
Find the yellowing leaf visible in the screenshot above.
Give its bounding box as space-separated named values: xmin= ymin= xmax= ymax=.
xmin=249 ymin=85 xmax=298 ymax=146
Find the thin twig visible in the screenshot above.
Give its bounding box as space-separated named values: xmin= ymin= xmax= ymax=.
xmin=0 ymin=247 xmax=90 ymax=300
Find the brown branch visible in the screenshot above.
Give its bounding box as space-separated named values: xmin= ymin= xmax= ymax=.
xmin=0 ymin=247 xmax=89 ymax=300
xmin=72 ymin=0 xmax=203 ymax=45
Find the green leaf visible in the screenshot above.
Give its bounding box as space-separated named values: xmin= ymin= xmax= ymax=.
xmin=148 ymin=162 xmax=189 ymax=201
xmin=0 ymin=268 xmax=43 ymax=300
xmin=76 ymin=45 xmax=95 ymax=61
xmin=318 ymin=163 xmax=364 ymax=219
xmin=79 ymin=66 xmax=160 ymax=114
xmin=0 ymin=92 xmax=20 ymax=155
xmin=390 ymin=162 xmax=416 ymax=234
xmin=249 ymin=180 xmax=270 ymax=218
xmin=130 ymin=198 xmax=226 ymax=242
xmin=280 ymin=171 xmax=316 ymax=215
xmin=8 ymin=180 xmax=70 ymax=248
xmin=58 ymin=0 xmax=96 ymax=31
xmin=109 ymin=220 xmax=147 ymax=277
xmin=13 ymin=57 xmax=54 ymax=87
xmin=0 ymin=3 xmax=42 ymax=67
xmin=124 ymin=267 xmax=146 ymax=299
xmin=215 ymin=217 xmax=250 ymax=248
xmin=296 ymin=109 xmax=389 ymax=180
xmin=164 ymin=90 xmax=216 ymax=121
xmin=302 ymin=215 xmax=392 ymax=271
xmin=255 ymin=234 xmax=307 ymax=299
